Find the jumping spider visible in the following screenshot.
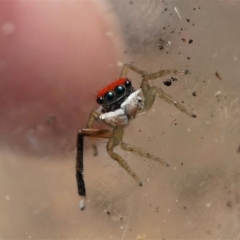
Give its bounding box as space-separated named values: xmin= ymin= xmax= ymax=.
xmin=76 ymin=64 xmax=196 ymax=210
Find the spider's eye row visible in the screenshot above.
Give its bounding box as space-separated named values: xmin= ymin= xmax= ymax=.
xmin=105 ymin=91 xmax=115 ymax=102
xmin=96 ymin=96 xmax=104 ymax=105
xmin=114 ymin=85 xmax=125 ymax=95
xmin=124 ymin=80 xmax=131 ymax=88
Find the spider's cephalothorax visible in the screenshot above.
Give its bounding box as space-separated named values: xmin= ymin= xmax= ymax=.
xmin=76 ymin=64 xmax=196 ymax=210
xmin=96 ymin=78 xmax=135 ymax=112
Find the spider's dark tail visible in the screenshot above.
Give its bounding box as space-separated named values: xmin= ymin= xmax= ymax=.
xmin=76 ymin=131 xmax=86 ymax=210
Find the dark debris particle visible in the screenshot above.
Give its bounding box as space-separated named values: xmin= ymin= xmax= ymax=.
xmin=158 ymin=39 xmax=164 ymax=50
xmin=237 ymin=145 xmax=240 ymax=153
xmin=186 ymin=18 xmax=190 ymax=22
xmin=183 ymin=206 xmax=187 ymax=209
xmin=164 ymin=8 xmax=168 ymax=11
xmin=226 ymin=200 xmax=233 ymax=208
xmin=107 ymin=211 xmax=110 ymax=215
xmin=187 ymin=57 xmax=191 ymax=60
xmin=192 ymin=114 xmax=197 ymax=118
xmin=184 ymin=70 xmax=189 ymax=74
xmin=192 ymin=91 xmax=197 ymax=96
xmin=206 ymin=230 xmax=211 ymax=235
xmin=163 ymin=79 xmax=172 ymax=86
xmin=189 ymin=39 xmax=193 ymax=44
xmin=215 ymin=71 xmax=222 ymax=80
xmin=120 ymin=217 xmax=123 ymax=220
xmin=181 ymin=162 xmax=183 ymax=166
xmin=181 ymin=38 xmax=186 ymax=42
xmin=171 ymin=77 xmax=177 ymax=81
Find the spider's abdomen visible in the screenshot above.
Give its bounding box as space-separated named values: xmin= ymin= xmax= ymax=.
xmin=96 ymin=78 xmax=135 ymax=112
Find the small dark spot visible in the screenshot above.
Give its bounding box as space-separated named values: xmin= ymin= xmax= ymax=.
xmin=139 ymin=129 xmax=142 ymax=132
xmin=181 ymin=162 xmax=183 ymax=166
xmin=163 ymin=79 xmax=172 ymax=86
xmin=171 ymin=77 xmax=177 ymax=82
xmin=189 ymin=39 xmax=193 ymax=44
xmin=107 ymin=211 xmax=110 ymax=215
xmin=192 ymin=23 xmax=195 ymax=26
xmin=158 ymin=39 xmax=164 ymax=50
xmin=171 ymin=30 xmax=174 ymax=33
xmin=166 ymin=51 xmax=169 ymax=54
xmin=184 ymin=70 xmax=189 ymax=74
xmin=215 ymin=71 xmax=222 ymax=80
xmin=237 ymin=145 xmax=240 ymax=153
xmin=163 ymin=27 xmax=166 ymax=30
xmin=183 ymin=206 xmax=187 ymax=209
xmin=186 ymin=18 xmax=190 ymax=22
xmin=164 ymin=8 xmax=167 ymax=11
xmin=180 ymin=28 xmax=183 ymax=31
xmin=187 ymin=57 xmax=191 ymax=60
xmin=129 ymin=1 xmax=133 ymax=4
xmin=226 ymin=200 xmax=233 ymax=208
xmin=193 ymin=8 xmax=196 ymax=10
xmin=206 ymin=230 xmax=211 ymax=235
xmin=120 ymin=217 xmax=123 ymax=220
xmin=181 ymin=38 xmax=186 ymax=42
xmin=174 ymin=123 xmax=177 ymax=125
xmin=192 ymin=91 xmax=197 ymax=96
xmin=192 ymin=114 xmax=197 ymax=118
xmin=182 ymin=101 xmax=184 ymax=104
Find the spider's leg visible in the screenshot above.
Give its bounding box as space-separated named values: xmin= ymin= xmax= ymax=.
xmin=119 ymin=63 xmax=148 ymax=77
xmin=120 ymin=142 xmax=169 ymax=167
xmin=76 ymin=128 xmax=112 ymax=210
xmin=141 ymin=70 xmax=196 ymax=117
xmin=86 ymin=109 xmax=102 ymax=156
xmin=106 ymin=127 xmax=143 ymax=186
xmin=119 ymin=64 xmax=195 ymax=117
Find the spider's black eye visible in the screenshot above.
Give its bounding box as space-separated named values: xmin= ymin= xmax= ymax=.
xmin=96 ymin=96 xmax=104 ymax=105
xmin=105 ymin=91 xmax=115 ymax=102
xmin=124 ymin=80 xmax=132 ymax=88
xmin=115 ymin=85 xmax=125 ymax=95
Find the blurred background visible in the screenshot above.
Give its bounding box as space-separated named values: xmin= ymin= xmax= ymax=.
xmin=0 ymin=0 xmax=240 ymax=239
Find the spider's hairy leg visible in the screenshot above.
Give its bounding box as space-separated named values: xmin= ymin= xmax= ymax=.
xmin=86 ymin=109 xmax=102 ymax=156
xmin=120 ymin=142 xmax=169 ymax=167
xmin=141 ymin=70 xmax=196 ymax=118
xmin=119 ymin=64 xmax=195 ymax=117
xmin=76 ymin=128 xmax=112 ymax=210
xmin=120 ymin=63 xmax=148 ymax=77
xmin=106 ymin=127 xmax=143 ymax=186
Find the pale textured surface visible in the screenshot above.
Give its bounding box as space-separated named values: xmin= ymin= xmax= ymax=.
xmin=1 ymin=0 xmax=240 ymax=239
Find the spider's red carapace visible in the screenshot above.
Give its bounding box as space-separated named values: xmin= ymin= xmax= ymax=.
xmin=96 ymin=78 xmax=128 ymax=98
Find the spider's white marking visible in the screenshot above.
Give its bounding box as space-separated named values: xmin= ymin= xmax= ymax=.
xmin=79 ymin=197 xmax=85 ymax=210
xmin=100 ymin=109 xmax=128 ymax=127
xmin=100 ymin=89 xmax=142 ymax=127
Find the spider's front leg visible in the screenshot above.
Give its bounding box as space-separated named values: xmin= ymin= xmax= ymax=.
xmin=76 ymin=128 xmax=112 ymax=210
xmin=120 ymin=64 xmax=196 ymax=117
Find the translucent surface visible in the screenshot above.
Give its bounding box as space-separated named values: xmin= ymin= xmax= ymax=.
xmin=1 ymin=0 xmax=240 ymax=239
